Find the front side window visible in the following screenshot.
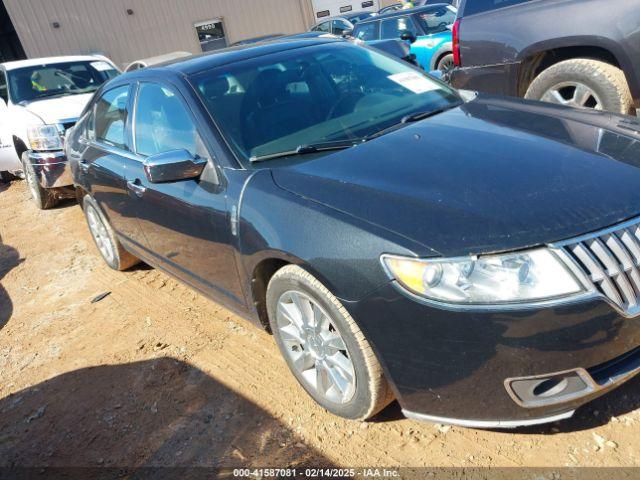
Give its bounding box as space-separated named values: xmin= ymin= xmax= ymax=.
xmin=415 ymin=6 xmax=457 ymax=34
xmin=8 ymin=60 xmax=118 ymax=104
xmin=380 ymin=16 xmax=418 ymax=40
xmin=314 ymin=21 xmax=331 ymax=33
xmin=192 ymin=42 xmax=460 ymax=162
xmin=353 ymin=22 xmax=378 ymax=41
xmin=332 ymin=19 xmax=353 ymax=35
xmin=94 ymin=85 xmax=129 ymax=150
xmin=134 ymin=82 xmax=203 ymax=157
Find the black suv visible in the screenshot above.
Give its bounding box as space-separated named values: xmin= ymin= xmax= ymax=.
xmin=450 ymin=0 xmax=640 ymax=114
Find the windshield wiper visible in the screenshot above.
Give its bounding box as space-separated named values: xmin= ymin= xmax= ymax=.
xmin=250 ymin=140 xmax=362 ymax=162
xmin=363 ymin=102 xmax=463 ymax=142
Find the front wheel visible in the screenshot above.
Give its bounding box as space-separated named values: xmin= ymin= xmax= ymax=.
xmin=22 ymin=153 xmax=57 ymax=209
xmin=0 ymin=171 xmax=10 ymax=184
xmin=524 ymin=59 xmax=634 ymax=114
xmin=266 ymin=265 xmax=394 ymax=420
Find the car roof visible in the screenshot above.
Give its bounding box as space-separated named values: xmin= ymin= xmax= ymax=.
xmin=357 ymin=3 xmax=450 ymax=22
xmin=128 ymin=37 xmax=343 ymax=77
xmin=1 ymin=55 xmax=110 ymax=70
xmin=314 ymin=10 xmax=372 ymax=24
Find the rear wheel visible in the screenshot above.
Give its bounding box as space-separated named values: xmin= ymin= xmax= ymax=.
xmin=436 ymin=53 xmax=454 ymax=72
xmin=0 ymin=171 xmax=9 ymax=184
xmin=266 ymin=265 xmax=394 ymax=420
xmin=21 ymin=152 xmax=57 ymax=209
xmin=525 ymin=59 xmax=634 ymax=114
xmin=82 ymin=194 xmax=140 ymax=271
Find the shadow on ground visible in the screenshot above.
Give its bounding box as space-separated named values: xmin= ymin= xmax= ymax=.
xmin=0 ymin=234 xmax=22 ymax=330
xmin=0 ymin=358 xmax=333 ymax=469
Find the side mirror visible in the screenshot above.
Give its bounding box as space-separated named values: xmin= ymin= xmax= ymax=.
xmin=143 ymin=149 xmax=207 ymax=183
xmin=400 ymin=31 xmax=417 ymax=44
xmin=342 ymin=28 xmax=354 ymax=38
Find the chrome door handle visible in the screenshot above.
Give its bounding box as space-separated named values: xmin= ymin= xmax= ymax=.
xmin=126 ymin=180 xmax=147 ymax=198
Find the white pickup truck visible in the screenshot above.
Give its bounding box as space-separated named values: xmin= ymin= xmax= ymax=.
xmin=0 ymin=55 xmax=118 ymax=208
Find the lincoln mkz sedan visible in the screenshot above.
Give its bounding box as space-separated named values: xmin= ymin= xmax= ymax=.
xmin=66 ymin=37 xmax=640 ymax=428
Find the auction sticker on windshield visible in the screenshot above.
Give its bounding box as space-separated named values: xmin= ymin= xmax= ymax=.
xmin=388 ymin=72 xmax=439 ymax=94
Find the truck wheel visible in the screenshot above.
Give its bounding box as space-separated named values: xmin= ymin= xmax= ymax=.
xmin=266 ymin=265 xmax=394 ymax=420
xmin=21 ymin=153 xmax=57 ymax=209
xmin=82 ymin=194 xmax=140 ymax=271
xmin=525 ymin=59 xmax=634 ymax=114
xmin=436 ymin=53 xmax=454 ymax=72
xmin=0 ymin=171 xmax=9 ymax=184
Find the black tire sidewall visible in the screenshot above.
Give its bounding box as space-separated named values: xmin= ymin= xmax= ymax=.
xmin=266 ymin=270 xmax=374 ymax=420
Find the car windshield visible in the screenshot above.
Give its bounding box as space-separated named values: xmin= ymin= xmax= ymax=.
xmin=8 ymin=60 xmax=119 ymax=104
xmin=192 ymin=42 xmax=460 ymax=162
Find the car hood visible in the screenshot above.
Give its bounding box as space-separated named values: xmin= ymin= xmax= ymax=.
xmin=19 ymin=93 xmax=93 ymax=124
xmin=272 ymin=95 xmax=640 ymax=256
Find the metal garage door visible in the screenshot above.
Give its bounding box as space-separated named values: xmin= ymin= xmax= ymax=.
xmin=311 ymin=0 xmax=380 ymax=19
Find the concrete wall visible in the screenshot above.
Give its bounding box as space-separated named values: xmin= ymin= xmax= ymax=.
xmin=3 ymin=0 xmax=316 ymax=67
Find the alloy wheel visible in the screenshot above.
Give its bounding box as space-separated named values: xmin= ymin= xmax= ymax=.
xmin=276 ymin=290 xmax=356 ymax=404
xmin=86 ymin=206 xmax=115 ymax=264
xmin=540 ymin=81 xmax=603 ymax=110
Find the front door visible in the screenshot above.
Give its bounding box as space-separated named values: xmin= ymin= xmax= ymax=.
xmin=125 ymin=81 xmax=244 ymax=305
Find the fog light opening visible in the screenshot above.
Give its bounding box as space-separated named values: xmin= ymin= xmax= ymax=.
xmin=532 ymin=377 xmax=570 ymax=398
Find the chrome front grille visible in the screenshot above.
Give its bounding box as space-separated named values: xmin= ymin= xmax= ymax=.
xmin=561 ymin=221 xmax=640 ymax=312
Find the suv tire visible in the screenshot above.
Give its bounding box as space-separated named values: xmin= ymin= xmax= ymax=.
xmin=266 ymin=264 xmax=394 ymax=420
xmin=525 ymin=59 xmax=634 ymax=114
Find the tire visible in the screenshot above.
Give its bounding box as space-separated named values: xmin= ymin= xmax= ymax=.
xmin=266 ymin=265 xmax=394 ymax=420
xmin=21 ymin=152 xmax=57 ymax=209
xmin=0 ymin=171 xmax=9 ymax=184
xmin=82 ymin=194 xmax=140 ymax=271
xmin=524 ymin=58 xmax=634 ymax=115
xmin=436 ymin=53 xmax=454 ymax=72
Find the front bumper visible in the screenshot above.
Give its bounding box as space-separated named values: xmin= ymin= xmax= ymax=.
xmin=26 ymin=150 xmax=73 ymax=189
xmin=346 ymin=283 xmax=640 ymax=428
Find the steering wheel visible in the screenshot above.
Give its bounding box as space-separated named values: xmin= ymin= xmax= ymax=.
xmin=325 ymin=91 xmax=365 ymax=120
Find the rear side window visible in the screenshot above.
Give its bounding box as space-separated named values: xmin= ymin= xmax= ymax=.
xmin=380 ymin=15 xmax=418 ymax=40
xmin=462 ymin=0 xmax=531 ymax=16
xmin=95 ymin=85 xmax=129 ymax=150
xmin=415 ymin=6 xmax=457 ymax=34
xmin=354 ymin=22 xmax=378 ymax=41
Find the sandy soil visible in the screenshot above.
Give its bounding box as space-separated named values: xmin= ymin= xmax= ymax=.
xmin=1 ymin=180 xmax=639 ymax=472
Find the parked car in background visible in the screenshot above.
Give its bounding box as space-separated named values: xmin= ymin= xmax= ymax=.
xmin=68 ymin=37 xmax=640 ymax=427
xmin=310 ymin=11 xmax=377 ymax=36
xmin=0 ymin=55 xmax=119 ymax=207
xmin=124 ymin=52 xmax=191 ymax=72
xmin=353 ymin=4 xmax=456 ymax=71
xmin=450 ymin=0 xmax=640 ymax=114
xmin=379 ymin=0 xmax=457 ymax=14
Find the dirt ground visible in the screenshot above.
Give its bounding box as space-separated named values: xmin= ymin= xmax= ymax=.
xmin=1 ymin=179 xmax=639 ymax=472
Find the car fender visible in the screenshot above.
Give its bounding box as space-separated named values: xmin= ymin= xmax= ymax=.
xmin=429 ymin=41 xmax=453 ymax=70
xmin=236 ymin=169 xmax=426 ymax=304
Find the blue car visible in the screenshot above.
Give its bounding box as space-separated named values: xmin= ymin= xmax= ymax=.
xmin=353 ymin=4 xmax=456 ymax=71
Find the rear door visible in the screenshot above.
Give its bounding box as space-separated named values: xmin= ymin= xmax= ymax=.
xmin=126 ymin=80 xmax=244 ymax=304
xmin=82 ymin=84 xmax=149 ymax=250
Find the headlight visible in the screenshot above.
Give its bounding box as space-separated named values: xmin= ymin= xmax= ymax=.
xmin=27 ymin=124 xmax=63 ymax=151
xmin=382 ymin=248 xmax=584 ymax=305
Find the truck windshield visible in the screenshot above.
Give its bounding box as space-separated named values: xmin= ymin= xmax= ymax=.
xmin=8 ymin=60 xmax=119 ymax=104
xmin=192 ymin=42 xmax=460 ymax=163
